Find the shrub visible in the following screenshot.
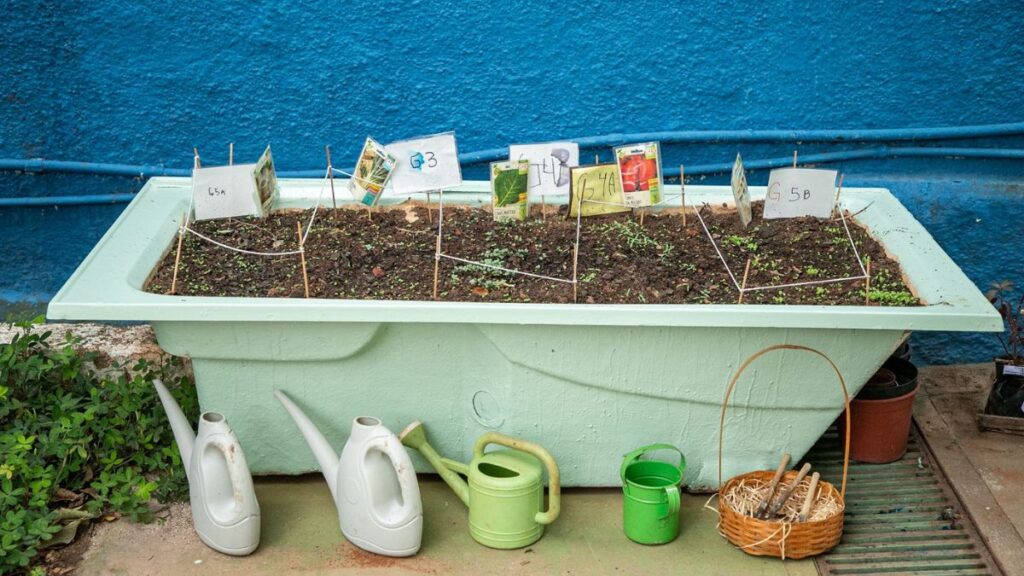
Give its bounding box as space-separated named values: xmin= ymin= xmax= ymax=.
xmin=0 ymin=318 xmax=197 ymax=574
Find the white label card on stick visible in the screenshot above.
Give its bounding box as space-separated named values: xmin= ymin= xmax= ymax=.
xmin=385 ymin=132 xmax=462 ymax=195
xmin=192 ymin=164 xmax=263 ymax=221
xmin=764 ymin=168 xmax=839 ymax=219
xmin=508 ymin=142 xmax=579 ymax=199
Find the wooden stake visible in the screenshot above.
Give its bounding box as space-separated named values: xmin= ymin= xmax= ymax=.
xmin=540 ymin=193 xmax=546 ymax=222
xmin=297 ymin=221 xmax=310 ymax=298
xmin=792 ymin=150 xmax=798 ymax=168
xmin=865 ymin=257 xmax=872 ymax=306
xmin=572 ymin=243 xmax=580 ymax=303
xmin=831 ymin=174 xmax=845 ymax=219
xmin=169 ymin=212 xmax=186 ymax=295
xmin=426 ymin=191 xmax=433 ymax=224
xmin=738 ymin=258 xmax=752 ymax=304
xmin=325 ymin=145 xmax=337 ymax=209
xmin=229 ymin=142 xmax=234 ymax=165
xmin=680 ymin=164 xmax=686 ymax=226
xmin=193 ymin=148 xmax=201 ymax=169
xmin=595 ymin=154 xmax=600 ymax=164
xmin=432 ymin=234 xmax=442 ymax=300
xmin=639 ymin=208 xmax=646 ymax=226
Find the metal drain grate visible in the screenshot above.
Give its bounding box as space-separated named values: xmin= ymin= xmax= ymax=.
xmin=807 ymin=425 xmax=1001 ymax=576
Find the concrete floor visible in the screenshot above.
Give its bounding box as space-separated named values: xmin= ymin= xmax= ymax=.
xmin=75 ymin=478 xmax=817 ymax=576
xmin=915 ymin=363 xmax=1024 ymax=573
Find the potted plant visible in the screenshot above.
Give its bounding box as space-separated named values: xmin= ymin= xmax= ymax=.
xmin=983 ymin=281 xmax=1024 ymax=419
xmin=47 ymin=178 xmax=1002 ymax=488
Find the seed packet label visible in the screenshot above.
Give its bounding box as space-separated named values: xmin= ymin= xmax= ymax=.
xmin=192 ymin=164 xmax=264 ymax=221
xmin=253 ymin=146 xmax=278 ymax=216
xmin=615 ymin=142 xmax=663 ymax=208
xmin=350 ymin=136 xmax=397 ymax=207
xmin=385 ymin=132 xmax=462 ymax=194
xmin=764 ymin=168 xmax=839 ymax=219
xmin=490 ymin=160 xmax=529 ymax=222
xmin=509 ymin=142 xmax=579 ymax=199
xmin=568 ymin=164 xmax=630 ymax=218
xmin=1004 ymin=364 xmax=1024 ymax=377
xmin=731 ymin=153 xmax=752 ymax=228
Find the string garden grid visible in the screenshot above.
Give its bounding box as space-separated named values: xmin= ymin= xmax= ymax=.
xmin=172 ymin=166 xmax=872 ymax=304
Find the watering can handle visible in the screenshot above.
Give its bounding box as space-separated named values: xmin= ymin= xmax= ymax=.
xmin=474 ymin=432 xmax=561 ymax=526
xmin=206 ymin=437 xmax=254 ymax=524
xmin=365 ymin=435 xmax=421 ymax=527
xmin=664 ymin=485 xmax=680 ymax=519
xmin=620 ymin=443 xmax=686 ymax=483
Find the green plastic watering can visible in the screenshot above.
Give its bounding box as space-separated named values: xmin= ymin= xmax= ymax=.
xmin=400 ymin=421 xmax=560 ymax=549
xmin=621 ymin=443 xmax=686 ymax=545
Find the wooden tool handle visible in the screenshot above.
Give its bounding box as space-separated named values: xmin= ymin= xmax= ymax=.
xmin=769 ymin=462 xmax=812 ymax=517
xmin=755 ymin=453 xmax=791 ymax=518
xmin=798 ymin=472 xmax=821 ymax=522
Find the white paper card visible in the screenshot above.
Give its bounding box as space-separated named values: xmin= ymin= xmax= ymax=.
xmin=192 ymin=164 xmax=262 ymax=221
xmin=764 ymin=168 xmax=839 ymax=219
xmin=385 ymin=132 xmax=462 ymax=195
xmin=509 ymin=142 xmax=579 ymax=199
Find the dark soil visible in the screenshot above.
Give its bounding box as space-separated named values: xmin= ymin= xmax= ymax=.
xmin=146 ymin=202 xmax=919 ymax=306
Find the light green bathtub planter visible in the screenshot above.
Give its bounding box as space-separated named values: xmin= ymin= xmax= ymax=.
xmin=48 ymin=178 xmax=1000 ymax=489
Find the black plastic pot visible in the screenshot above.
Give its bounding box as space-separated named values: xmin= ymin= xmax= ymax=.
xmin=984 ymin=359 xmax=1024 ymax=418
xmin=892 ymin=340 xmax=912 ymax=362
xmin=856 ymin=357 xmax=918 ymax=401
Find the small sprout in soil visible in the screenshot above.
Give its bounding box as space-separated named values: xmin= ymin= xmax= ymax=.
xmin=866 ymin=289 xmax=917 ymax=306
xmin=725 ymin=234 xmax=758 ymax=252
xmin=805 ymin=266 xmax=821 ymax=277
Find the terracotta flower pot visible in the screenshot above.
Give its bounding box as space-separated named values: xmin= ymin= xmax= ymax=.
xmin=839 ymin=365 xmax=919 ymax=463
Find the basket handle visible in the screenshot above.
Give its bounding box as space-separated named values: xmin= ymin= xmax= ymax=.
xmin=717 ymin=344 xmax=851 ymax=499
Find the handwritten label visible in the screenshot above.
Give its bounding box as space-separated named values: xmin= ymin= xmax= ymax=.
xmin=192 ymin=164 xmax=264 ymax=221
xmin=509 ymin=142 xmax=579 ymax=199
xmin=615 ymin=142 xmax=663 ymax=208
xmin=385 ymin=132 xmax=462 ymax=195
xmin=731 ymin=153 xmax=752 ymax=228
xmin=568 ymin=164 xmax=630 ymax=218
xmin=764 ymin=168 xmax=839 ymax=219
xmin=491 ymin=160 xmax=529 ymax=222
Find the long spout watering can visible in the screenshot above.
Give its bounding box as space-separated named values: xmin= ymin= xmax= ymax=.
xmin=153 ymin=380 xmax=260 ymax=555
xmin=399 ymin=420 xmax=560 ymax=549
xmin=274 ymin=390 xmax=423 ymax=557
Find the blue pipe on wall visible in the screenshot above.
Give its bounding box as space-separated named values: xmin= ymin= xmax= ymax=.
xmin=456 ymin=121 xmax=1024 ymax=165
xmin=2 ymin=144 xmax=1024 ymax=208
xmin=3 ymin=121 xmax=1024 ymax=180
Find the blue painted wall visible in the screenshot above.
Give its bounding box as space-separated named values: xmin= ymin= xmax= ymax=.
xmin=1 ymin=1 xmax=1022 ymax=364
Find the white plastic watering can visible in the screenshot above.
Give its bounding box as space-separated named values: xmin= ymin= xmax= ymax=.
xmin=153 ymin=380 xmax=260 ymax=555
xmin=275 ymin=390 xmax=423 ymax=557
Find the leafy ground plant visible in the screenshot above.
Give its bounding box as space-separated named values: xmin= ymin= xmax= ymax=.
xmin=0 ymin=318 xmax=197 ymax=574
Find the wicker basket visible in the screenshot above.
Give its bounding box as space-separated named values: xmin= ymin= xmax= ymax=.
xmin=717 ymin=344 xmax=850 ymax=559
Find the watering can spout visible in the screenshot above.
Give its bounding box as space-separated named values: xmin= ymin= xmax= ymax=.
xmin=153 ymin=379 xmax=195 ymax=473
xmin=400 ymin=421 xmax=470 ymax=507
xmin=274 ymin=390 xmax=340 ymax=499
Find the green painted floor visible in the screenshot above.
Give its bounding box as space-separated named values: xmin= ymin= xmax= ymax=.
xmin=77 ymin=476 xmax=817 ymax=575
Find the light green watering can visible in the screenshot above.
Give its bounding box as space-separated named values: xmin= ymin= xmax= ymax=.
xmin=399 ymin=421 xmax=560 ymax=549
xmin=621 ymin=443 xmax=686 ymax=545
